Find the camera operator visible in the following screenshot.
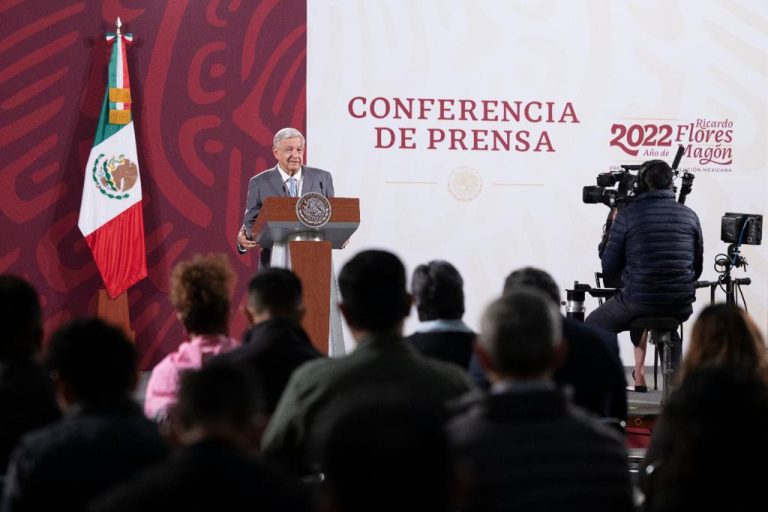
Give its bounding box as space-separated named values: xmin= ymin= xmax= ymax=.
xmin=585 ymin=160 xmax=703 ymax=391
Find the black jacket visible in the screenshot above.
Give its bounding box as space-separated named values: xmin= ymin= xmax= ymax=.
xmin=641 ymin=369 xmax=768 ymax=512
xmin=448 ymin=387 xmax=633 ymax=512
xmin=601 ymin=189 xmax=703 ymax=305
xmin=0 ymin=357 xmax=60 ymax=471
xmin=90 ymin=439 xmax=310 ymax=512
xmin=468 ymin=317 xmax=626 ymax=421
xmin=212 ymin=319 xmax=323 ymax=413
xmin=556 ymin=318 xmax=627 ymax=421
xmin=2 ymin=399 xmax=167 ymax=512
xmin=406 ymin=330 xmax=475 ymax=369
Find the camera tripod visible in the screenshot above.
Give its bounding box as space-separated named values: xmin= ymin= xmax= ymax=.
xmin=564 ymin=281 xmax=682 ymax=400
xmin=697 ymin=243 xmax=753 ymax=306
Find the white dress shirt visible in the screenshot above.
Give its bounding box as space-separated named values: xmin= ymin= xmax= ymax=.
xmin=277 ymin=165 xmax=303 ymax=196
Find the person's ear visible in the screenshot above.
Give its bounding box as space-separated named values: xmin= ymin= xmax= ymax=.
xmin=296 ymin=303 xmax=306 ymax=322
xmin=248 ymin=414 xmax=269 ymax=455
xmin=338 ymin=302 xmax=354 ymax=329
xmin=166 ymin=409 xmax=186 ymax=449
xmin=50 ymin=371 xmax=77 ymax=411
xmin=473 ymin=342 xmax=494 ymax=373
xmin=402 ymin=293 xmax=413 ymax=317
xmin=244 ymin=305 xmax=257 ymax=326
xmin=552 ymin=337 xmax=569 ymax=370
xmin=473 ymin=342 xmax=502 ymax=384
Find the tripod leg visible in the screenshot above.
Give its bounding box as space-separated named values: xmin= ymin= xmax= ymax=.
xmin=661 ymin=332 xmax=674 ymax=402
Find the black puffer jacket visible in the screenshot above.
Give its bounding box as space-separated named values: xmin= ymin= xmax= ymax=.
xmin=601 ymin=189 xmax=703 ymax=305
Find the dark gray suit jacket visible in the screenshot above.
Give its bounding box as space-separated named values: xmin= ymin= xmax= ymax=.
xmin=261 ymin=334 xmax=474 ymax=475
xmin=240 ymin=165 xmax=335 ymax=243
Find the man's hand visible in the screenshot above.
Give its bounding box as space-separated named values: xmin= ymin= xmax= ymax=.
xmin=238 ymin=229 xmax=259 ymax=251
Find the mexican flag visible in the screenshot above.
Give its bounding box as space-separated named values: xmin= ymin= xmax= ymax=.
xmin=78 ymin=19 xmax=146 ymax=298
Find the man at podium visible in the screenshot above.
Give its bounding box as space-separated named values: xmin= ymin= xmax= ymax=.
xmin=237 ymin=127 xmax=335 ymax=266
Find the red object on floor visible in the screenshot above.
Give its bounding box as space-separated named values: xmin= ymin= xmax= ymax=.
xmin=626 ymin=427 xmax=652 ymax=449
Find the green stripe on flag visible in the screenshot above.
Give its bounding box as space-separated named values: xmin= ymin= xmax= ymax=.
xmin=93 ymin=36 xmax=127 ymax=146
xmin=93 ymin=88 xmax=126 ymax=145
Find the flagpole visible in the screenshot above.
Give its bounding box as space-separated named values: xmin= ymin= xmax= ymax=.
xmin=88 ymin=16 xmax=140 ymax=343
xmin=97 ymin=290 xmax=134 ymax=341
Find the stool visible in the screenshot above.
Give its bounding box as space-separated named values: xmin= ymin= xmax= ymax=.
xmin=629 ymin=317 xmax=681 ymax=400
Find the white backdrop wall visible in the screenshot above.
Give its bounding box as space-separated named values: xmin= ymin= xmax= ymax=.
xmin=307 ymin=0 xmax=768 ymax=362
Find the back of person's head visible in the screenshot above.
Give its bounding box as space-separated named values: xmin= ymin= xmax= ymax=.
xmin=175 ymin=362 xmax=266 ymax=447
xmin=0 ymin=274 xmax=43 ymax=361
xmin=170 ymin=253 xmax=234 ymax=335
xmin=338 ymin=250 xmax=410 ymax=332
xmin=643 ymin=367 xmax=768 ymax=511
xmin=478 ymin=289 xmax=562 ymax=379
xmin=322 ymin=399 xmax=454 ymax=512
xmin=411 ymin=260 xmax=465 ymax=321
xmin=46 ymin=318 xmax=137 ymax=406
xmin=640 ymin=159 xmax=673 ymax=191
xmin=247 ymin=267 xmax=303 ymax=320
xmin=682 ymin=304 xmax=768 ymax=382
xmin=502 ymin=267 xmax=560 ymax=305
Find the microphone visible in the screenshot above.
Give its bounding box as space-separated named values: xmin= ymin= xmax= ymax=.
xmin=671 ymin=144 xmax=685 ymax=170
xmin=319 ymin=181 xmax=324 ymax=197
xmin=282 ymin=183 xmax=288 ymax=197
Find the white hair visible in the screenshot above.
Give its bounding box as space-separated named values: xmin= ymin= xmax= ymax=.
xmin=273 ymin=127 xmax=305 ymax=147
xmin=478 ymin=289 xmax=562 ymax=377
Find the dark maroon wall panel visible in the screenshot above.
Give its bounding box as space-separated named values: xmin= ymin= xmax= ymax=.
xmin=0 ymin=0 xmax=306 ymax=368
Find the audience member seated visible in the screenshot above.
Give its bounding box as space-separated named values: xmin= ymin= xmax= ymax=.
xmin=2 ymin=319 xmax=167 ymax=512
xmin=0 ymin=275 xmax=60 ymax=473
xmin=320 ymin=399 xmax=456 ymax=512
xmin=469 ymin=267 xmax=627 ymax=421
xmin=261 ymin=250 xmax=474 ymax=476
xmin=640 ymin=304 xmax=768 ymax=511
xmin=448 ymin=289 xmax=633 ymax=512
xmin=640 ymin=367 xmax=768 ymax=512
xmin=406 ymin=260 xmax=475 ymax=369
xmin=678 ymin=303 xmax=768 ymax=384
xmin=144 ymin=253 xmax=240 ymax=421
xmin=90 ymin=363 xmax=310 ymax=512
xmin=212 ymin=268 xmax=323 ymax=414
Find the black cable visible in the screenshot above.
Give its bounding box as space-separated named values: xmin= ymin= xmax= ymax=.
xmin=717 ymin=274 xmax=729 ymax=296
xmin=714 ymin=254 xmax=729 ymax=274
xmin=738 ymin=283 xmax=748 ymax=312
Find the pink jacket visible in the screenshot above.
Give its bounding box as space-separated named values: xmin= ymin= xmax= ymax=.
xmin=144 ymin=334 xmax=240 ymax=420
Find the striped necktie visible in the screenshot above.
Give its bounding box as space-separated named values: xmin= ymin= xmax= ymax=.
xmin=287 ymin=177 xmax=298 ymax=197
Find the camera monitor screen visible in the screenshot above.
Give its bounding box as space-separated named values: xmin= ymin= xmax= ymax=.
xmin=721 ymin=213 xmax=763 ymax=245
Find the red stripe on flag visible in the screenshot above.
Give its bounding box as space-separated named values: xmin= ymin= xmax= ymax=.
xmin=121 ymin=37 xmax=130 ymax=88
xmin=120 ymin=35 xmax=131 ymax=109
xmin=84 ymin=201 xmax=147 ymax=298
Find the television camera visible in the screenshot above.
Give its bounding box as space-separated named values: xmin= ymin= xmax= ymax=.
xmin=582 ymin=145 xmax=694 ymax=208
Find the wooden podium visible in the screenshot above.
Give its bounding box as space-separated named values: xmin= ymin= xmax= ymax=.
xmin=251 ymin=197 xmax=360 ymax=353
